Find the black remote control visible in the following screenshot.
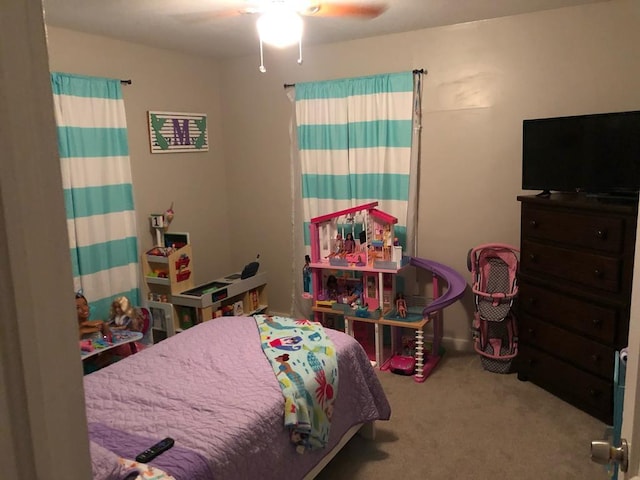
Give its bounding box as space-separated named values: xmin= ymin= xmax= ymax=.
xmin=135 ymin=437 xmax=175 ymax=463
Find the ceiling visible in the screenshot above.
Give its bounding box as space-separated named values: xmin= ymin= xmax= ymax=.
xmin=42 ymin=0 xmax=609 ymax=60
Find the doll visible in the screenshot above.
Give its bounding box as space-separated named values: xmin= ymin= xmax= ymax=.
xmin=326 ymin=275 xmax=339 ymax=300
xmin=76 ymin=292 xmax=110 ymax=340
xmin=108 ymin=296 xmax=134 ymax=330
xmin=303 ymin=254 xmax=311 ymax=293
xmin=343 ymin=233 xmax=356 ymax=254
xmin=396 ymin=293 xmax=408 ymax=318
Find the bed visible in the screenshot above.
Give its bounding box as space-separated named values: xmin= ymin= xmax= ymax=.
xmin=85 ymin=315 xmax=391 ymax=480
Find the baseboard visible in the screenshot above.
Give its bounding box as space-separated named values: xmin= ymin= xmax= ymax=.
xmin=441 ymin=336 xmax=473 ymax=352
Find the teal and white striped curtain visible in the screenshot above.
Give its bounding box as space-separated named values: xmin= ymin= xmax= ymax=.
xmin=51 ymin=72 xmax=140 ymax=316
xmin=289 ymin=71 xmax=423 ymax=316
xmin=296 ymin=71 xmax=418 ymax=250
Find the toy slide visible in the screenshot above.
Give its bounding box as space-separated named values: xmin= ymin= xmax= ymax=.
xmin=409 ymin=257 xmax=468 ymax=315
xmin=382 ymin=256 xmax=467 ymax=382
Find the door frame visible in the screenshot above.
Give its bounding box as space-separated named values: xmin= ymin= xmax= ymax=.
xmin=622 ymin=199 xmax=640 ymax=478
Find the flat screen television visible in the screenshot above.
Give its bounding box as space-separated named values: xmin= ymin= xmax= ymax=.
xmin=522 ymin=110 xmax=640 ymax=197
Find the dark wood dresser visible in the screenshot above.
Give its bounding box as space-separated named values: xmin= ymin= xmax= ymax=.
xmin=516 ymin=193 xmax=638 ymax=424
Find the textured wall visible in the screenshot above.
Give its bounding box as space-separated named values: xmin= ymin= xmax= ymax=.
xmin=219 ymin=0 xmax=640 ymax=347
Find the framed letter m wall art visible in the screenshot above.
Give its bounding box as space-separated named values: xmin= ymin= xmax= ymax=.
xmin=148 ymin=111 xmax=208 ymax=153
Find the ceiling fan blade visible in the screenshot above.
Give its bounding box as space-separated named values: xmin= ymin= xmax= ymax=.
xmin=305 ymin=2 xmax=388 ymax=19
xmin=173 ymin=6 xmax=257 ymax=24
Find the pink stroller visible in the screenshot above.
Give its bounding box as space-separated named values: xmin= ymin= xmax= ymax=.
xmin=467 ymin=243 xmax=520 ymax=373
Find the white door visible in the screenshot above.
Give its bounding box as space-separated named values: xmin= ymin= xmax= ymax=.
xmin=622 ymin=202 xmax=640 ymax=479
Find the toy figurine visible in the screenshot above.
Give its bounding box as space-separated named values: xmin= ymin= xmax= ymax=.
xmin=396 ymin=293 xmax=407 ymax=318
xmin=343 ymin=233 xmax=356 ymax=254
xmin=327 ymin=234 xmax=344 ymax=258
xmin=326 ymin=275 xmax=339 ymax=300
xmin=164 ymin=201 xmax=174 ymax=229
xmin=303 ymin=255 xmax=311 ymax=293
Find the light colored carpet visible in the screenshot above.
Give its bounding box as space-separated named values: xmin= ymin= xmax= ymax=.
xmin=317 ymin=350 xmax=609 ymax=480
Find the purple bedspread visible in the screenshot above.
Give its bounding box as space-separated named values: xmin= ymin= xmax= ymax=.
xmin=84 ymin=316 xmax=391 ymax=480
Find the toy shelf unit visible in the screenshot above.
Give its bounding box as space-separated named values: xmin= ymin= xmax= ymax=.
xmin=171 ymin=271 xmax=268 ymax=330
xmin=143 ymin=244 xmax=194 ymax=295
xmin=142 ymin=244 xmax=194 ymax=341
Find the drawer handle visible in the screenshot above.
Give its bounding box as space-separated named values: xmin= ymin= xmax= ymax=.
xmin=529 ymin=219 xmax=538 ymax=228
xmin=592 ymin=318 xmax=602 ymax=328
xmin=594 ymin=269 xmax=604 ymax=278
xmin=589 ymin=388 xmax=602 ymax=398
xmin=527 ymin=328 xmax=535 ymax=336
xmin=526 ymin=297 xmax=537 ymax=307
xmin=591 ymin=354 xmax=600 ymax=363
xmin=595 ymin=229 xmax=608 ymax=240
xmin=529 ymin=253 xmax=538 ymax=263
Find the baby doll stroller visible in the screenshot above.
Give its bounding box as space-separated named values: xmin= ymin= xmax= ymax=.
xmin=467 ymin=243 xmax=520 ymax=373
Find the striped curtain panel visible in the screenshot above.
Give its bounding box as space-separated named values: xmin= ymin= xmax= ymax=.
xmin=51 ymin=72 xmax=140 ymax=316
xmin=295 ymin=71 xmax=416 ymax=250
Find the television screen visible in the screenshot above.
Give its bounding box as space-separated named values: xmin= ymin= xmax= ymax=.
xmin=522 ymin=110 xmax=640 ymax=195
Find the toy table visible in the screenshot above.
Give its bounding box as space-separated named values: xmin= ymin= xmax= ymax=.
xmin=80 ymin=331 xmax=142 ymax=360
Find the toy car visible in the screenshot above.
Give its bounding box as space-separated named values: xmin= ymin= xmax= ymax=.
xmin=389 ymin=355 xmax=416 ymax=375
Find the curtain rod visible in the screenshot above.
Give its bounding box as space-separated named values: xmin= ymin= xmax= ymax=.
xmin=283 ymin=69 xmax=426 ymax=89
xmin=120 ymin=79 xmax=132 ymax=85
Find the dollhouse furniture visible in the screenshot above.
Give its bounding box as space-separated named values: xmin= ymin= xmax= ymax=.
xmin=84 ymin=316 xmax=390 ymax=479
xmin=308 ymin=202 xmax=467 ymax=381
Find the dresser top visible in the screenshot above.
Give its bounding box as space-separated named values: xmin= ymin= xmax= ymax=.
xmin=517 ymin=193 xmax=638 ymax=215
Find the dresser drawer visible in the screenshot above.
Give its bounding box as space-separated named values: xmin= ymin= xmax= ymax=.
xmin=521 ymin=239 xmax=622 ymax=292
xmin=516 ymin=344 xmax=613 ymax=424
xmin=519 ymin=314 xmax=615 ymax=378
xmin=519 ymin=281 xmax=617 ymax=344
xmin=522 ymin=204 xmax=624 ymax=254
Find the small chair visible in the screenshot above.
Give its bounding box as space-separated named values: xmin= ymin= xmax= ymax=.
xmin=129 ymin=307 xmax=153 ymax=354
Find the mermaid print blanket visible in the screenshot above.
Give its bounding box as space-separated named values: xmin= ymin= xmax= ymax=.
xmin=255 ymin=314 xmax=338 ymax=453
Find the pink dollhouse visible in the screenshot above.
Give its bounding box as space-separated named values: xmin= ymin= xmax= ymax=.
xmin=308 ymin=202 xmax=468 ymax=382
xmin=308 ymin=202 xmax=405 ymax=318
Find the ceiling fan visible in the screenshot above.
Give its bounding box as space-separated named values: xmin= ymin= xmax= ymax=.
xmin=184 ymin=1 xmax=388 ymax=72
xmin=207 ymin=1 xmax=388 ymax=21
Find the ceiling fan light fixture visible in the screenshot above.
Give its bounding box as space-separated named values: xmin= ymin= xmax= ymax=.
xmin=256 ymin=8 xmax=304 ymax=48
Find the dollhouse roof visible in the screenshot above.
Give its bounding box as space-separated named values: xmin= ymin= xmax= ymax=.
xmin=369 ymin=208 xmax=398 ymax=225
xmin=310 ymin=202 xmax=397 ymax=225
